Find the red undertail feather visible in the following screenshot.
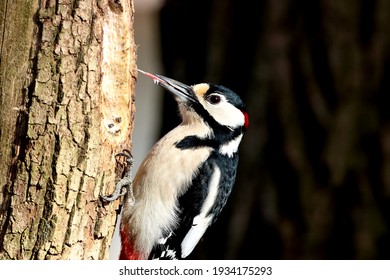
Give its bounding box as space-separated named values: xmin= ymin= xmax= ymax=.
xmin=119 ymin=226 xmax=142 ymax=260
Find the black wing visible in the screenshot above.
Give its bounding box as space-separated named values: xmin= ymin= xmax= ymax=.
xmin=148 ymin=152 xmax=238 ymax=260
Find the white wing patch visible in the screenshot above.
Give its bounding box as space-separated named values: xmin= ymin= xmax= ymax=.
xmin=181 ymin=215 xmax=213 ymax=258
xmin=219 ymin=134 xmax=243 ymax=157
xmin=181 ymin=165 xmax=221 ymax=258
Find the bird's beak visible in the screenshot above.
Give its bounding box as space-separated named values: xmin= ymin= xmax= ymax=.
xmin=138 ymin=69 xmax=196 ymax=103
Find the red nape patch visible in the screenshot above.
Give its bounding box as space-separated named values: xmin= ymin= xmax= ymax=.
xmin=119 ymin=227 xmax=142 ymax=260
xmin=243 ymin=111 xmax=249 ymax=129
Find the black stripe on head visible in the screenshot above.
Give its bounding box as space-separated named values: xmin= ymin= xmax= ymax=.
xmin=206 ymin=84 xmax=246 ymax=112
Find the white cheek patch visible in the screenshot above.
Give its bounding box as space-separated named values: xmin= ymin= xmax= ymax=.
xmin=206 ymin=102 xmax=245 ymax=129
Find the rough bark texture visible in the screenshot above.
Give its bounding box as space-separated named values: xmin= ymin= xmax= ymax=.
xmin=0 ymin=0 xmax=136 ymax=259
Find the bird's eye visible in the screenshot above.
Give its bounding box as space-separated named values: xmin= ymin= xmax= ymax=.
xmin=207 ymin=94 xmax=222 ymax=105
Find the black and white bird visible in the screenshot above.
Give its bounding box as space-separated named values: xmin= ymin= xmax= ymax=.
xmin=102 ymin=70 xmax=248 ymax=259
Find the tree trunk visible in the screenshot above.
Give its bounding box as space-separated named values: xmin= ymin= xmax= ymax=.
xmin=0 ymin=0 xmax=136 ymax=260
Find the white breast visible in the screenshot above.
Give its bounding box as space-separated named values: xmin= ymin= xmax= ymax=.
xmin=122 ymin=122 xmax=212 ymax=255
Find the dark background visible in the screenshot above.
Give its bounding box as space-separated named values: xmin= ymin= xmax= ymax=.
xmin=156 ymin=0 xmax=390 ymax=259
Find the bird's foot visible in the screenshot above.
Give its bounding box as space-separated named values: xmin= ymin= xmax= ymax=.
xmin=101 ymin=149 xmax=134 ymax=204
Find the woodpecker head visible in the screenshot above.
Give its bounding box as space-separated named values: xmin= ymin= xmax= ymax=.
xmin=138 ymin=70 xmax=249 ymax=133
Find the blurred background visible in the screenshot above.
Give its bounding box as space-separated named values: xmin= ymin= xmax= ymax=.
xmin=111 ymin=0 xmax=390 ymax=259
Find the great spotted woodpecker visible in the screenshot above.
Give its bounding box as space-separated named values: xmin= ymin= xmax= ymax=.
xmin=102 ymin=70 xmax=248 ymax=259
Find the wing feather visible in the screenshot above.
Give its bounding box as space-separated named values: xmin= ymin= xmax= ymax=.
xmin=148 ymin=153 xmax=237 ymax=259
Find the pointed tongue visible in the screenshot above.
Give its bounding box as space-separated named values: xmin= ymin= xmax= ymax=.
xmin=137 ymin=69 xmax=165 ymax=85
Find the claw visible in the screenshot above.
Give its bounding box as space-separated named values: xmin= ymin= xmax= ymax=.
xmin=116 ymin=149 xmax=132 ymax=159
xmin=101 ymin=149 xmax=134 ymax=203
xmin=101 ymin=184 xmax=128 ymax=202
xmin=115 ymin=149 xmax=134 ymax=167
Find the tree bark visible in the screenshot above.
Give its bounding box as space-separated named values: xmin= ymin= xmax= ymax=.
xmin=0 ymin=0 xmax=136 ymax=259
